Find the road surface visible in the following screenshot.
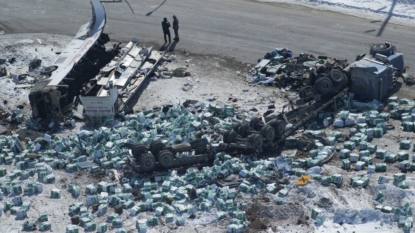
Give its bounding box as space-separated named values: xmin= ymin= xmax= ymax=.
xmin=0 ymin=0 xmax=414 ymax=65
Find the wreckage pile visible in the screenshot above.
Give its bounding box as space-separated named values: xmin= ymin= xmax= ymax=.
xmin=248 ymin=47 xmax=324 ymax=87
xmin=2 ymin=36 xmax=415 ymax=232
xmin=0 ymin=102 xmax=275 ymax=232
xmin=3 ymin=81 xmax=415 ymax=232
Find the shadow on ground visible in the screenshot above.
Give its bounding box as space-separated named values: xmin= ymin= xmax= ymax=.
xmin=377 ymin=0 xmax=398 ymax=37
xmin=168 ymin=40 xmax=179 ymax=52
xmin=146 ymin=0 xmax=167 ymax=16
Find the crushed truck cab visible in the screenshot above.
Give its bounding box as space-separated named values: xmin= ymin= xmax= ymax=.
xmin=29 ymin=0 xmax=111 ymax=120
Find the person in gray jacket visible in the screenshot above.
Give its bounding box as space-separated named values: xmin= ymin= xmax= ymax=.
xmin=172 ymin=15 xmax=179 ymax=41
xmin=162 ymin=17 xmax=171 ymax=43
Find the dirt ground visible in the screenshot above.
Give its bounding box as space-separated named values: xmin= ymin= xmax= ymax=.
xmin=133 ymin=52 xmax=290 ymax=115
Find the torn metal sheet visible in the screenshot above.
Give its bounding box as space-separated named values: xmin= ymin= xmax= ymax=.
xmin=47 ymin=0 xmax=106 ymax=87
xmin=80 ymin=40 xmax=164 ymax=118
xmin=255 ymin=59 xmax=270 ymax=69
xmin=16 ymin=66 xmax=29 ymax=75
xmin=73 ymin=104 xmax=85 ymax=120
xmin=80 ymin=86 xmax=118 ymax=117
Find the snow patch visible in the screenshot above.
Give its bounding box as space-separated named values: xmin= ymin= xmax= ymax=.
xmin=257 ymin=0 xmax=415 ymax=27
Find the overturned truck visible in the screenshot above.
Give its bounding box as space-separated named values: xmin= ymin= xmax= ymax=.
xmin=127 ymin=42 xmax=408 ymax=173
xmin=29 ymin=0 xmax=116 ymax=120
xmin=227 ymin=43 xmax=406 ymax=150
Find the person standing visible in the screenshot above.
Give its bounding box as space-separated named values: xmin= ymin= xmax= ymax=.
xmin=173 ymin=15 xmax=179 ymax=41
xmin=161 ymin=17 xmax=171 ymax=43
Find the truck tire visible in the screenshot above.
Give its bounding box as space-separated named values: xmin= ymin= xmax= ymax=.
xmin=233 ymin=123 xmax=241 ymax=134
xmin=315 ymin=77 xmax=333 ymax=95
xmin=298 ymin=86 xmax=314 ymax=99
xmin=369 ymin=43 xmax=395 ymax=57
xmin=150 ymin=141 xmax=166 ymax=159
xmin=260 ymin=125 xmax=275 ymax=142
xmin=132 ymin=144 xmax=147 ymax=160
xmin=250 ymin=117 xmax=261 ymax=131
xmin=328 ymin=69 xmax=345 ymax=84
xmin=227 ymin=130 xmax=238 ymax=143
xmin=271 ymin=120 xmax=285 ymax=137
xmin=239 ymin=123 xmax=250 ymax=138
xmin=158 ymin=150 xmax=174 ymax=168
xmin=140 ymin=153 xmax=156 ymax=172
xmin=223 ymin=131 xmax=230 ymax=143
xmin=251 ymin=134 xmax=263 ymax=149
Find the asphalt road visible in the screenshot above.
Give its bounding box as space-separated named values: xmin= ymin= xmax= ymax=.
xmin=0 ymin=0 xmax=414 ymax=65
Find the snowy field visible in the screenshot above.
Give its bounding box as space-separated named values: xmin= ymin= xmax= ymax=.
xmin=259 ymin=0 xmax=415 ymax=27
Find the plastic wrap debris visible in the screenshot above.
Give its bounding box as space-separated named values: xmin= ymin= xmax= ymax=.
xmin=51 ymin=188 xmax=61 ymax=198
xmin=97 ymin=223 xmax=107 ymax=233
xmin=345 ymin=116 xmax=356 ymax=126
xmin=273 ymin=156 xmax=292 ymax=172
xmin=39 ymin=221 xmax=52 ymax=231
xmin=388 ymin=96 xmax=399 ymax=103
xmin=352 ymin=99 xmax=384 ymax=111
xmin=339 ymin=149 xmax=350 ymax=159
xmin=351 ymin=176 xmax=369 ymax=188
xmin=341 ymin=159 xmax=350 ymax=170
xmin=398 ymin=151 xmax=409 ymax=161
xmin=333 ymin=118 xmax=344 ymax=127
xmin=400 ymin=140 xmax=411 ymax=150
xmin=344 ymin=141 xmax=356 ymax=151
xmin=23 ymin=221 xmax=36 ymax=231
xmin=394 ymin=173 xmax=406 ymax=182
xmin=339 ymin=110 xmax=349 ymax=120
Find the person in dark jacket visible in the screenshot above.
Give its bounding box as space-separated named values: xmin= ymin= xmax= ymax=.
xmin=161 ymin=17 xmax=171 ymax=43
xmin=172 ymin=15 xmax=179 ymax=41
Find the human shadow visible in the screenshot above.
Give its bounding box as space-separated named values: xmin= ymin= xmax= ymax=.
xmin=377 ymin=0 xmax=397 ymax=37
xmin=146 ymin=0 xmax=167 ymax=16
xmin=159 ymin=42 xmax=170 ymax=51
xmin=168 ymin=40 xmax=179 ymax=52
xmin=364 ymin=29 xmax=376 ymax=33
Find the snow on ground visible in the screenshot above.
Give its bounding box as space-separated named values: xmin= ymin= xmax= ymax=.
xmin=258 ymin=0 xmax=415 ymax=27
xmin=0 ymin=33 xmax=71 ymax=114
xmin=0 ymin=33 xmax=70 ymax=75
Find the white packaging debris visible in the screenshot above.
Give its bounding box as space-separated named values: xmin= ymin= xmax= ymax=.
xmin=333 ymin=118 xmax=344 ymax=127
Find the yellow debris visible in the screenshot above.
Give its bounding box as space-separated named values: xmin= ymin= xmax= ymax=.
xmin=296 ymin=174 xmax=312 ymax=186
xmin=232 ymin=103 xmax=241 ymax=109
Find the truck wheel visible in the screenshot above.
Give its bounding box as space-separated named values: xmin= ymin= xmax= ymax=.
xmin=315 ymin=77 xmax=333 ymax=95
xmin=370 ymin=43 xmax=394 ymax=57
xmin=132 ymin=144 xmax=147 ymax=160
xmin=260 ymin=125 xmax=275 ymax=142
xmin=250 ymin=117 xmax=261 ymax=131
xmin=158 ymin=150 xmax=174 ymax=168
xmin=233 ymin=123 xmax=241 ymax=134
xmin=227 ymin=130 xmax=238 ymax=143
xmin=150 ymin=141 xmax=166 ymax=159
xmin=271 ymin=120 xmax=285 ymax=137
xmin=298 ymin=85 xmax=314 ymax=98
xmin=328 ymin=70 xmax=345 ymax=84
xmin=239 ymin=123 xmax=250 ymax=138
xmin=223 ymin=131 xmax=230 ymax=143
xmin=140 ymin=153 xmax=156 ymax=172
xmin=251 ymin=134 xmax=263 ymax=149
